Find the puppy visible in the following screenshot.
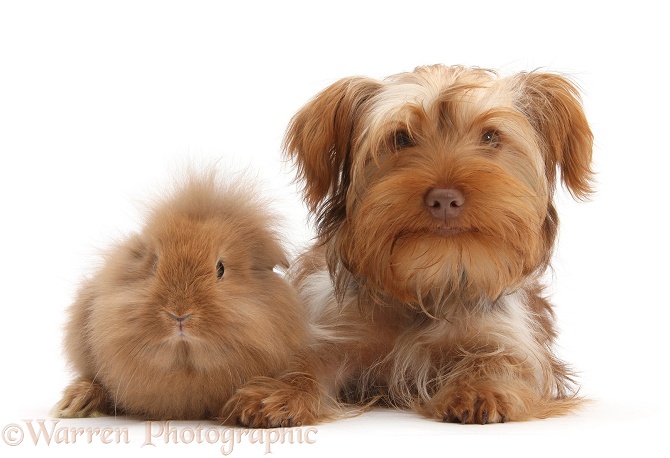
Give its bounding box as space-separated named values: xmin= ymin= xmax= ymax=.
xmin=226 ymin=65 xmax=593 ymax=425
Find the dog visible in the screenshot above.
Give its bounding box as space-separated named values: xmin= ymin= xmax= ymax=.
xmin=225 ymin=65 xmax=593 ymax=426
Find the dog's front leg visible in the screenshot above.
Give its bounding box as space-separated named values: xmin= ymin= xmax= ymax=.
xmin=416 ymin=292 xmax=579 ymax=424
xmin=220 ymin=353 xmax=341 ymax=428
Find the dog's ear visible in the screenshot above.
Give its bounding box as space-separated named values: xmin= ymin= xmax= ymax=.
xmin=516 ymin=72 xmax=594 ymax=199
xmin=284 ymin=77 xmax=382 ymax=219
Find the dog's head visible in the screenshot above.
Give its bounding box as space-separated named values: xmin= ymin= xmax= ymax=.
xmin=286 ymin=65 xmax=593 ymax=308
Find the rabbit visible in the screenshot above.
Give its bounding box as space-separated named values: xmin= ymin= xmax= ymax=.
xmin=53 ymin=170 xmax=308 ymax=420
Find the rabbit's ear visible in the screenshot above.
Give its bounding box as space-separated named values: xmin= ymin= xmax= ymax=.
xmin=250 ymin=231 xmax=289 ymax=271
xmin=110 ymin=234 xmax=157 ymax=281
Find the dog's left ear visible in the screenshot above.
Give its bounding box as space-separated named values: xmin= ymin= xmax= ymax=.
xmin=516 ymin=72 xmax=594 ymax=199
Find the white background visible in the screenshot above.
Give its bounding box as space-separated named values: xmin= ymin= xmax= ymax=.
xmin=1 ymin=1 xmax=668 ymax=457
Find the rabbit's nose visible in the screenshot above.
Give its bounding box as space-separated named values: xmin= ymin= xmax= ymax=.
xmin=167 ymin=312 xmax=192 ymax=335
xmin=167 ymin=312 xmax=192 ymax=323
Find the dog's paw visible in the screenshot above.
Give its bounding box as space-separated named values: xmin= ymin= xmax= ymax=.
xmin=220 ymin=376 xmax=324 ymax=428
xmin=52 ymin=377 xmax=110 ymax=418
xmin=440 ymin=387 xmax=509 ymax=424
xmin=425 ymin=382 xmax=532 ymax=424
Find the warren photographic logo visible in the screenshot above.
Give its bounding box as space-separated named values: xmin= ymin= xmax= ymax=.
xmin=2 ymin=419 xmax=317 ymax=455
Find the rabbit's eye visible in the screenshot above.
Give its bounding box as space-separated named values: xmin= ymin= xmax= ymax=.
xmin=216 ymin=260 xmax=225 ymax=280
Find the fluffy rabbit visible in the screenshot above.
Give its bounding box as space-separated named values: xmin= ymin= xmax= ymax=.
xmin=53 ymin=171 xmax=308 ymax=420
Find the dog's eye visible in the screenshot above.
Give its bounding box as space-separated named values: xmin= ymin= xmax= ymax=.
xmin=394 ymin=131 xmax=414 ymax=149
xmin=216 ymin=260 xmax=225 ymax=280
xmin=481 ymin=130 xmax=501 ymax=148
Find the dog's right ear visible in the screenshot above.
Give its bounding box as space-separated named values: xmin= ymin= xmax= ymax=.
xmin=284 ymin=77 xmax=382 ymax=233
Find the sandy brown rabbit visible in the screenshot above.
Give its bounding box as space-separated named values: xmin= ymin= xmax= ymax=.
xmin=53 ymin=171 xmax=308 ymax=420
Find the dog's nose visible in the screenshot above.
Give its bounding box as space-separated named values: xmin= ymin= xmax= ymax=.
xmin=424 ymin=188 xmax=465 ymax=220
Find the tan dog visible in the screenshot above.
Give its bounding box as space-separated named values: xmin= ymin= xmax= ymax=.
xmin=226 ymin=65 xmax=593 ymax=425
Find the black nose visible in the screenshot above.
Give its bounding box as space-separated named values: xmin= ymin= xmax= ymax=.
xmin=424 ymin=188 xmax=465 ymax=220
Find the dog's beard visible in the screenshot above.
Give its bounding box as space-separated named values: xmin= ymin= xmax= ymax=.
xmin=330 ymin=167 xmax=548 ymax=314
